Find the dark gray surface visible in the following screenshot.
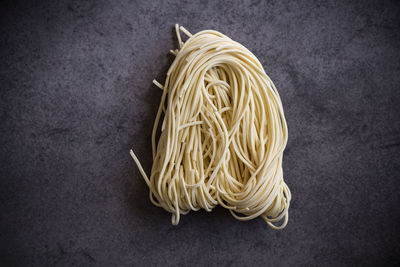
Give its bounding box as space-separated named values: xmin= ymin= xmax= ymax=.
xmin=1 ymin=0 xmax=400 ymax=266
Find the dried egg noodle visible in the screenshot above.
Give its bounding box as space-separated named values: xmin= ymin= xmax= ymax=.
xmin=130 ymin=25 xmax=291 ymax=229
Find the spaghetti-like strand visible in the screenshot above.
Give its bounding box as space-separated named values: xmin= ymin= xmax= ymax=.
xmin=131 ymin=25 xmax=291 ymax=229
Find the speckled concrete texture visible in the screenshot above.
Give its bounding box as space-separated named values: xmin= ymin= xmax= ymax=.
xmin=1 ymin=0 xmax=400 ymax=266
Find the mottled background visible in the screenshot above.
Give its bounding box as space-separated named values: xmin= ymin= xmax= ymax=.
xmin=1 ymin=0 xmax=399 ymax=266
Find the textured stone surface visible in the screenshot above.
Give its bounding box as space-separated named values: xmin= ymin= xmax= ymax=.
xmin=1 ymin=0 xmax=400 ymax=266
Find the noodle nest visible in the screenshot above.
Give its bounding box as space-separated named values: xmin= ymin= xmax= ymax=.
xmin=131 ymin=25 xmax=291 ymax=229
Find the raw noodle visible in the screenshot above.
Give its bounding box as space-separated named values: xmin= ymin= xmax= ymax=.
xmin=130 ymin=25 xmax=291 ymax=229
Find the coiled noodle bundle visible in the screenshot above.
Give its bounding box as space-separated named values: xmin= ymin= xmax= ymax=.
xmin=131 ymin=25 xmax=291 ymax=229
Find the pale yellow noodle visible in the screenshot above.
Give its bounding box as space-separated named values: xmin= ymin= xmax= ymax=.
xmin=131 ymin=25 xmax=291 ymax=229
